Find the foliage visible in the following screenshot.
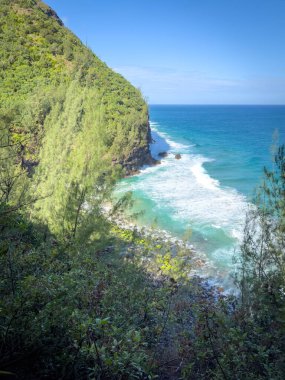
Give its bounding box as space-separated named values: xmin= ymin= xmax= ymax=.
xmin=240 ymin=145 xmax=285 ymax=321
xmin=0 ymin=1 xmax=154 ymax=378
xmin=0 ymin=0 xmax=150 ymax=235
xmin=0 ymin=206 xmax=185 ymax=379
xmin=1 ymin=1 xmax=285 ymax=379
xmin=179 ymin=146 xmax=285 ymax=380
xmin=0 ymin=0 xmax=149 ymax=176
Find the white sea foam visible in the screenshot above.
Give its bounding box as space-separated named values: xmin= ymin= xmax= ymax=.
xmin=117 ymin=122 xmax=249 ymax=285
xmin=149 ymin=121 xmax=159 ymax=126
xmin=190 ymin=156 xmax=220 ymax=190
xmin=150 ymin=124 xmax=191 ymax=157
xmin=128 ymin=126 xmax=247 ymax=234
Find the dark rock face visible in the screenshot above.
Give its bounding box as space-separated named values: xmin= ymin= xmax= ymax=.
xmin=121 ymin=146 xmax=156 ymax=176
xmin=119 ymin=120 xmax=158 ymax=176
xmin=158 ymin=151 xmax=168 ymax=158
xmin=37 ymin=1 xmax=64 ymax=25
xmin=175 ymin=154 xmax=182 ymax=160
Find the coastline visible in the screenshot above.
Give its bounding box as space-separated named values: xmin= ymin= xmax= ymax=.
xmin=112 ymin=118 xmax=245 ymax=292
xmin=103 ymin=202 xmax=228 ymax=294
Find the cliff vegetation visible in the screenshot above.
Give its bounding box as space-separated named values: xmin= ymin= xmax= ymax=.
xmin=0 ymin=1 xmax=284 ymax=379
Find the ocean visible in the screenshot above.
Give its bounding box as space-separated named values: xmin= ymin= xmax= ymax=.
xmin=116 ymin=105 xmax=285 ymax=288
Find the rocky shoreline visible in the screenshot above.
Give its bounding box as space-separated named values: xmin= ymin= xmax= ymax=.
xmin=111 ymin=123 xmax=228 ymax=293
xmin=103 ymin=202 xmax=227 ymax=294
xmin=116 ymin=119 xmax=158 ymax=176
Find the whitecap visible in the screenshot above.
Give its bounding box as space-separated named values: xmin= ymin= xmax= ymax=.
xmin=128 ymin=122 xmax=248 ymax=234
xmin=190 ymin=156 xmax=220 ymax=190
xmin=149 ymin=122 xmax=191 ymax=156
xmin=116 ymin=121 xmax=249 ymax=287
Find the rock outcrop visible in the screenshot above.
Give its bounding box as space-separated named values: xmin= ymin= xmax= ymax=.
xmin=118 ymin=121 xmax=158 ymax=175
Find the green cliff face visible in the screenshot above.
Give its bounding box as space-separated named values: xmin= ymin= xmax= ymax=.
xmin=0 ymin=0 xmax=153 ymax=234
xmin=0 ymin=0 xmax=153 ymax=170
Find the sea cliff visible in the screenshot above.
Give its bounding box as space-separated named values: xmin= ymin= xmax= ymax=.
xmin=0 ymin=0 xmax=153 ymax=177
xmin=0 ymin=0 xmax=154 ymax=233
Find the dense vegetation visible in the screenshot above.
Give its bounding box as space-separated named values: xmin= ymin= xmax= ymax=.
xmin=0 ymin=0 xmax=153 ymax=235
xmin=0 ymin=1 xmax=284 ymax=379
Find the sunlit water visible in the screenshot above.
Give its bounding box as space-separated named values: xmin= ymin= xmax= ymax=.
xmin=116 ymin=105 xmax=285 ymax=288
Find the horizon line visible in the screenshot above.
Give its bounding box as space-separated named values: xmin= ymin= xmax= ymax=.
xmin=149 ymin=103 xmax=285 ymax=106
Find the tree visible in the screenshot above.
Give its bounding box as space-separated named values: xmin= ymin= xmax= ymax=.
xmin=0 ymin=111 xmax=31 ymax=212
xmin=239 ymin=145 xmax=285 ymax=324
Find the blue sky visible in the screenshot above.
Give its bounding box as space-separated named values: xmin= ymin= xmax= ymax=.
xmin=47 ymin=0 xmax=285 ymax=104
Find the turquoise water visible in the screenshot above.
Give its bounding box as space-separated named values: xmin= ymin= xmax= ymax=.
xmin=116 ymin=105 xmax=285 ymax=286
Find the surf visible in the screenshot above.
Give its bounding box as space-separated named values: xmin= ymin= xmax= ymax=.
xmin=116 ymin=121 xmax=249 ymax=288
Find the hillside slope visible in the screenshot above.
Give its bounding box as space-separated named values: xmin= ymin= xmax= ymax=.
xmin=0 ymin=0 xmax=153 ymax=174
xmin=0 ymin=0 xmax=154 ymax=234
